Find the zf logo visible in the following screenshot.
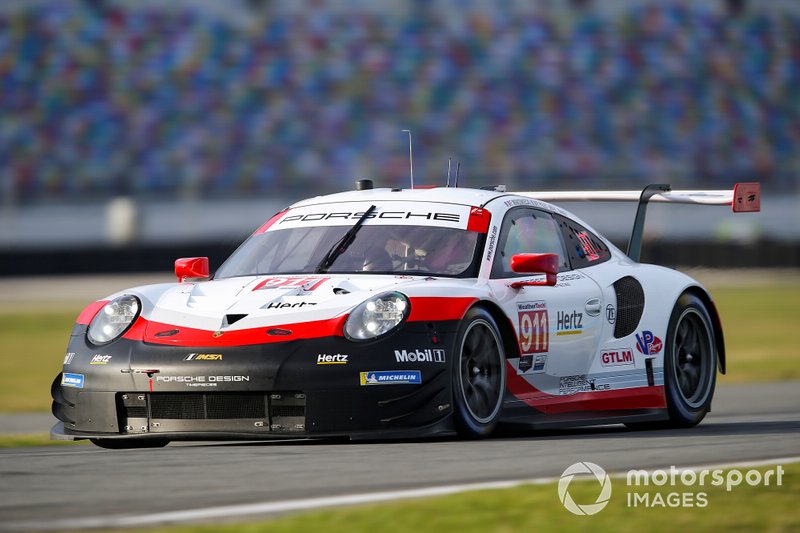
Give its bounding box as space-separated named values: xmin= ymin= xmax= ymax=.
xmin=606 ymin=305 xmax=616 ymax=324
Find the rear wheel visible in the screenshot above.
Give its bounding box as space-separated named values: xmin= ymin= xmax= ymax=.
xmin=90 ymin=438 xmax=170 ymax=449
xmin=627 ymin=292 xmax=716 ymax=430
xmin=664 ymin=293 xmax=717 ymax=427
xmin=452 ymin=307 xmax=506 ymax=438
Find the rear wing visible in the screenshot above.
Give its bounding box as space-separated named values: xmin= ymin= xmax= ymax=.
xmin=515 ymin=183 xmax=761 ymax=261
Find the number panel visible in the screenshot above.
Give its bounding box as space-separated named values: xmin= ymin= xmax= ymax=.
xmin=517 ymin=301 xmax=548 ymax=355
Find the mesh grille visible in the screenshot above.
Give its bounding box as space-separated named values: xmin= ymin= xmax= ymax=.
xmin=613 ymin=276 xmax=645 ymax=338
xmin=120 ymin=392 xmax=306 ymax=430
xmin=148 ymin=393 xmax=266 ymax=420
xmin=150 ymin=394 xmax=206 ymax=419
xmin=206 ymin=394 xmax=266 ymax=419
xmin=125 ymin=406 xmax=147 ymax=418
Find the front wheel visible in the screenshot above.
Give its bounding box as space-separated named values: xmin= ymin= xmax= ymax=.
xmin=452 ymin=307 xmax=507 ymax=438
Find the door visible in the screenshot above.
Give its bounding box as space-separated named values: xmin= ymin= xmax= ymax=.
xmin=487 ymin=207 xmax=604 ymax=400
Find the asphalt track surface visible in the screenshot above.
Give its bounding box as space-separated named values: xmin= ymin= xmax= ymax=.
xmin=1 ymin=381 xmax=798 ymax=531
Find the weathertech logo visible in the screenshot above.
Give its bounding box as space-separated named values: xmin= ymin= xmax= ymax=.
xmin=559 ymin=462 xmax=612 ymax=515
xmin=394 ymin=349 xmax=445 ymax=363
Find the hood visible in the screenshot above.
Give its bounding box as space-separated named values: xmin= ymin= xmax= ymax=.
xmin=128 ymin=274 xmax=476 ymax=344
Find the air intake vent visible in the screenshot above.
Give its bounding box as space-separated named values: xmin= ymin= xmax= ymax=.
xmin=118 ymin=392 xmax=307 ymax=434
xmin=225 ymin=314 xmax=248 ymax=326
xmin=149 ymin=393 xmax=267 ymax=420
xmin=613 ymin=276 xmax=645 ymax=338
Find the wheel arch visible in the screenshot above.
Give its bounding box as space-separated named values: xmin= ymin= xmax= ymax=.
xmin=681 ymin=286 xmax=726 ymax=375
xmin=471 ymin=300 xmax=519 ymax=360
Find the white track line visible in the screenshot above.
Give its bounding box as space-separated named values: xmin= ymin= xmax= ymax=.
xmin=4 ymin=456 xmax=799 ymax=531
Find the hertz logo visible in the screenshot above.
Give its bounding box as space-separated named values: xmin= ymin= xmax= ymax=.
xmin=184 ymin=353 xmax=223 ymax=361
xmin=317 ymin=353 xmax=348 ymax=365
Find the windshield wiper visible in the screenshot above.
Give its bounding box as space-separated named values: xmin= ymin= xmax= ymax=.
xmin=314 ymin=205 xmax=376 ymax=274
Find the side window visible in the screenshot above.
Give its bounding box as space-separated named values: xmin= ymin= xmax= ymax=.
xmin=555 ymin=214 xmax=611 ymax=269
xmin=491 ymin=208 xmax=569 ymax=278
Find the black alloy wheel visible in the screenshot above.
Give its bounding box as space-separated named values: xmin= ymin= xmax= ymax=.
xmin=453 ymin=307 xmax=507 ymax=438
xmin=627 ymin=292 xmax=717 ymax=430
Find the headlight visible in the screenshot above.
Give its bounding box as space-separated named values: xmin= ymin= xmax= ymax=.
xmin=87 ymin=295 xmax=141 ymax=345
xmin=344 ymin=292 xmax=410 ymax=341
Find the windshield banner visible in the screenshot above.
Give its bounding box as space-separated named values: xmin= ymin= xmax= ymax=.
xmin=259 ymin=202 xmax=485 ymax=232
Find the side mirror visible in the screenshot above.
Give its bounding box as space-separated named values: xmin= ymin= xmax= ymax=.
xmin=175 ymin=257 xmax=210 ymax=282
xmin=509 ymin=253 xmax=558 ymax=288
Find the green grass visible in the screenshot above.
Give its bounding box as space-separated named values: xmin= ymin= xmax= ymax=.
xmin=0 ymin=307 xmax=80 ymax=412
xmin=0 ymin=433 xmax=86 ymax=448
xmin=117 ymin=463 xmax=799 ymax=533
xmin=0 ymin=286 xmax=796 ymax=413
xmin=712 ymin=286 xmax=800 ymax=383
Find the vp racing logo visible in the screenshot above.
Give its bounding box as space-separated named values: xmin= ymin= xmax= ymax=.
xmin=558 ymin=462 xmax=612 ymax=515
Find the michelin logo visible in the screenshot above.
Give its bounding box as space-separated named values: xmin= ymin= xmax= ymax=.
xmin=360 ymin=371 xmax=422 ymax=386
xmin=394 ymin=349 xmax=445 ymax=363
xmin=61 ymin=373 xmax=84 ymax=388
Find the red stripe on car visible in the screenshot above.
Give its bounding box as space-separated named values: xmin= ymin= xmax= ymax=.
xmin=407 ymin=297 xmax=478 ymax=322
xmin=120 ymin=296 xmax=476 ymax=346
xmin=253 ymin=209 xmax=289 ymax=235
xmin=75 ymin=300 xmax=109 ymax=325
xmin=505 ymin=361 xmax=666 ymax=413
xmin=126 ymin=315 xmax=348 ymax=347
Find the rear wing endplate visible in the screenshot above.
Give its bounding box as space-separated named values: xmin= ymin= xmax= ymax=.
xmin=515 ymin=182 xmax=760 ymax=261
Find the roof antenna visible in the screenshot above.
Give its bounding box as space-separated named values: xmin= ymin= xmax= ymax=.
xmin=401 ymin=129 xmax=414 ymax=189
xmin=454 ymin=161 xmax=461 ymax=187
xmin=446 ymin=157 xmax=451 ymax=187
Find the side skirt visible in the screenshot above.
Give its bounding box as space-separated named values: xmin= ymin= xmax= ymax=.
xmin=498 ymin=404 xmax=668 ymax=430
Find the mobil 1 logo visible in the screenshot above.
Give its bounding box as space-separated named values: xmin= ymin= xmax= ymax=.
xmin=394 ymin=349 xmax=445 ymax=364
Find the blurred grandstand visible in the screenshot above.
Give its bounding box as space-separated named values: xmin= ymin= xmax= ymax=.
xmin=0 ymin=0 xmax=798 ymax=269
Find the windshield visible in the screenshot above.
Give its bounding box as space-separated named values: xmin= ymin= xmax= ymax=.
xmin=215 ymin=225 xmax=480 ymax=278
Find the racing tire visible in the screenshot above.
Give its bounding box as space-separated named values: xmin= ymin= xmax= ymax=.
xmin=452 ymin=307 xmax=507 ymax=438
xmin=627 ymin=293 xmax=717 ymax=430
xmin=90 ymin=438 xmax=170 ymax=449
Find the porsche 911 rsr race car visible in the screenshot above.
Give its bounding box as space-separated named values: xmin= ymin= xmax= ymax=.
xmin=50 ymin=182 xmax=760 ymax=448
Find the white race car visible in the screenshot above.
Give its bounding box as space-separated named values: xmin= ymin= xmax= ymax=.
xmin=51 ymin=181 xmax=760 ymax=447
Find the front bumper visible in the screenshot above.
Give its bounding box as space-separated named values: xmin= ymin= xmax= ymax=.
xmin=52 ymin=321 xmax=457 ymax=441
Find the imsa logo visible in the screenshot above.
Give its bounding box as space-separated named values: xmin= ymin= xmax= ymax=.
xmin=184 ymin=353 xmax=223 ymax=361
xmin=394 ymin=349 xmax=445 ymax=363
